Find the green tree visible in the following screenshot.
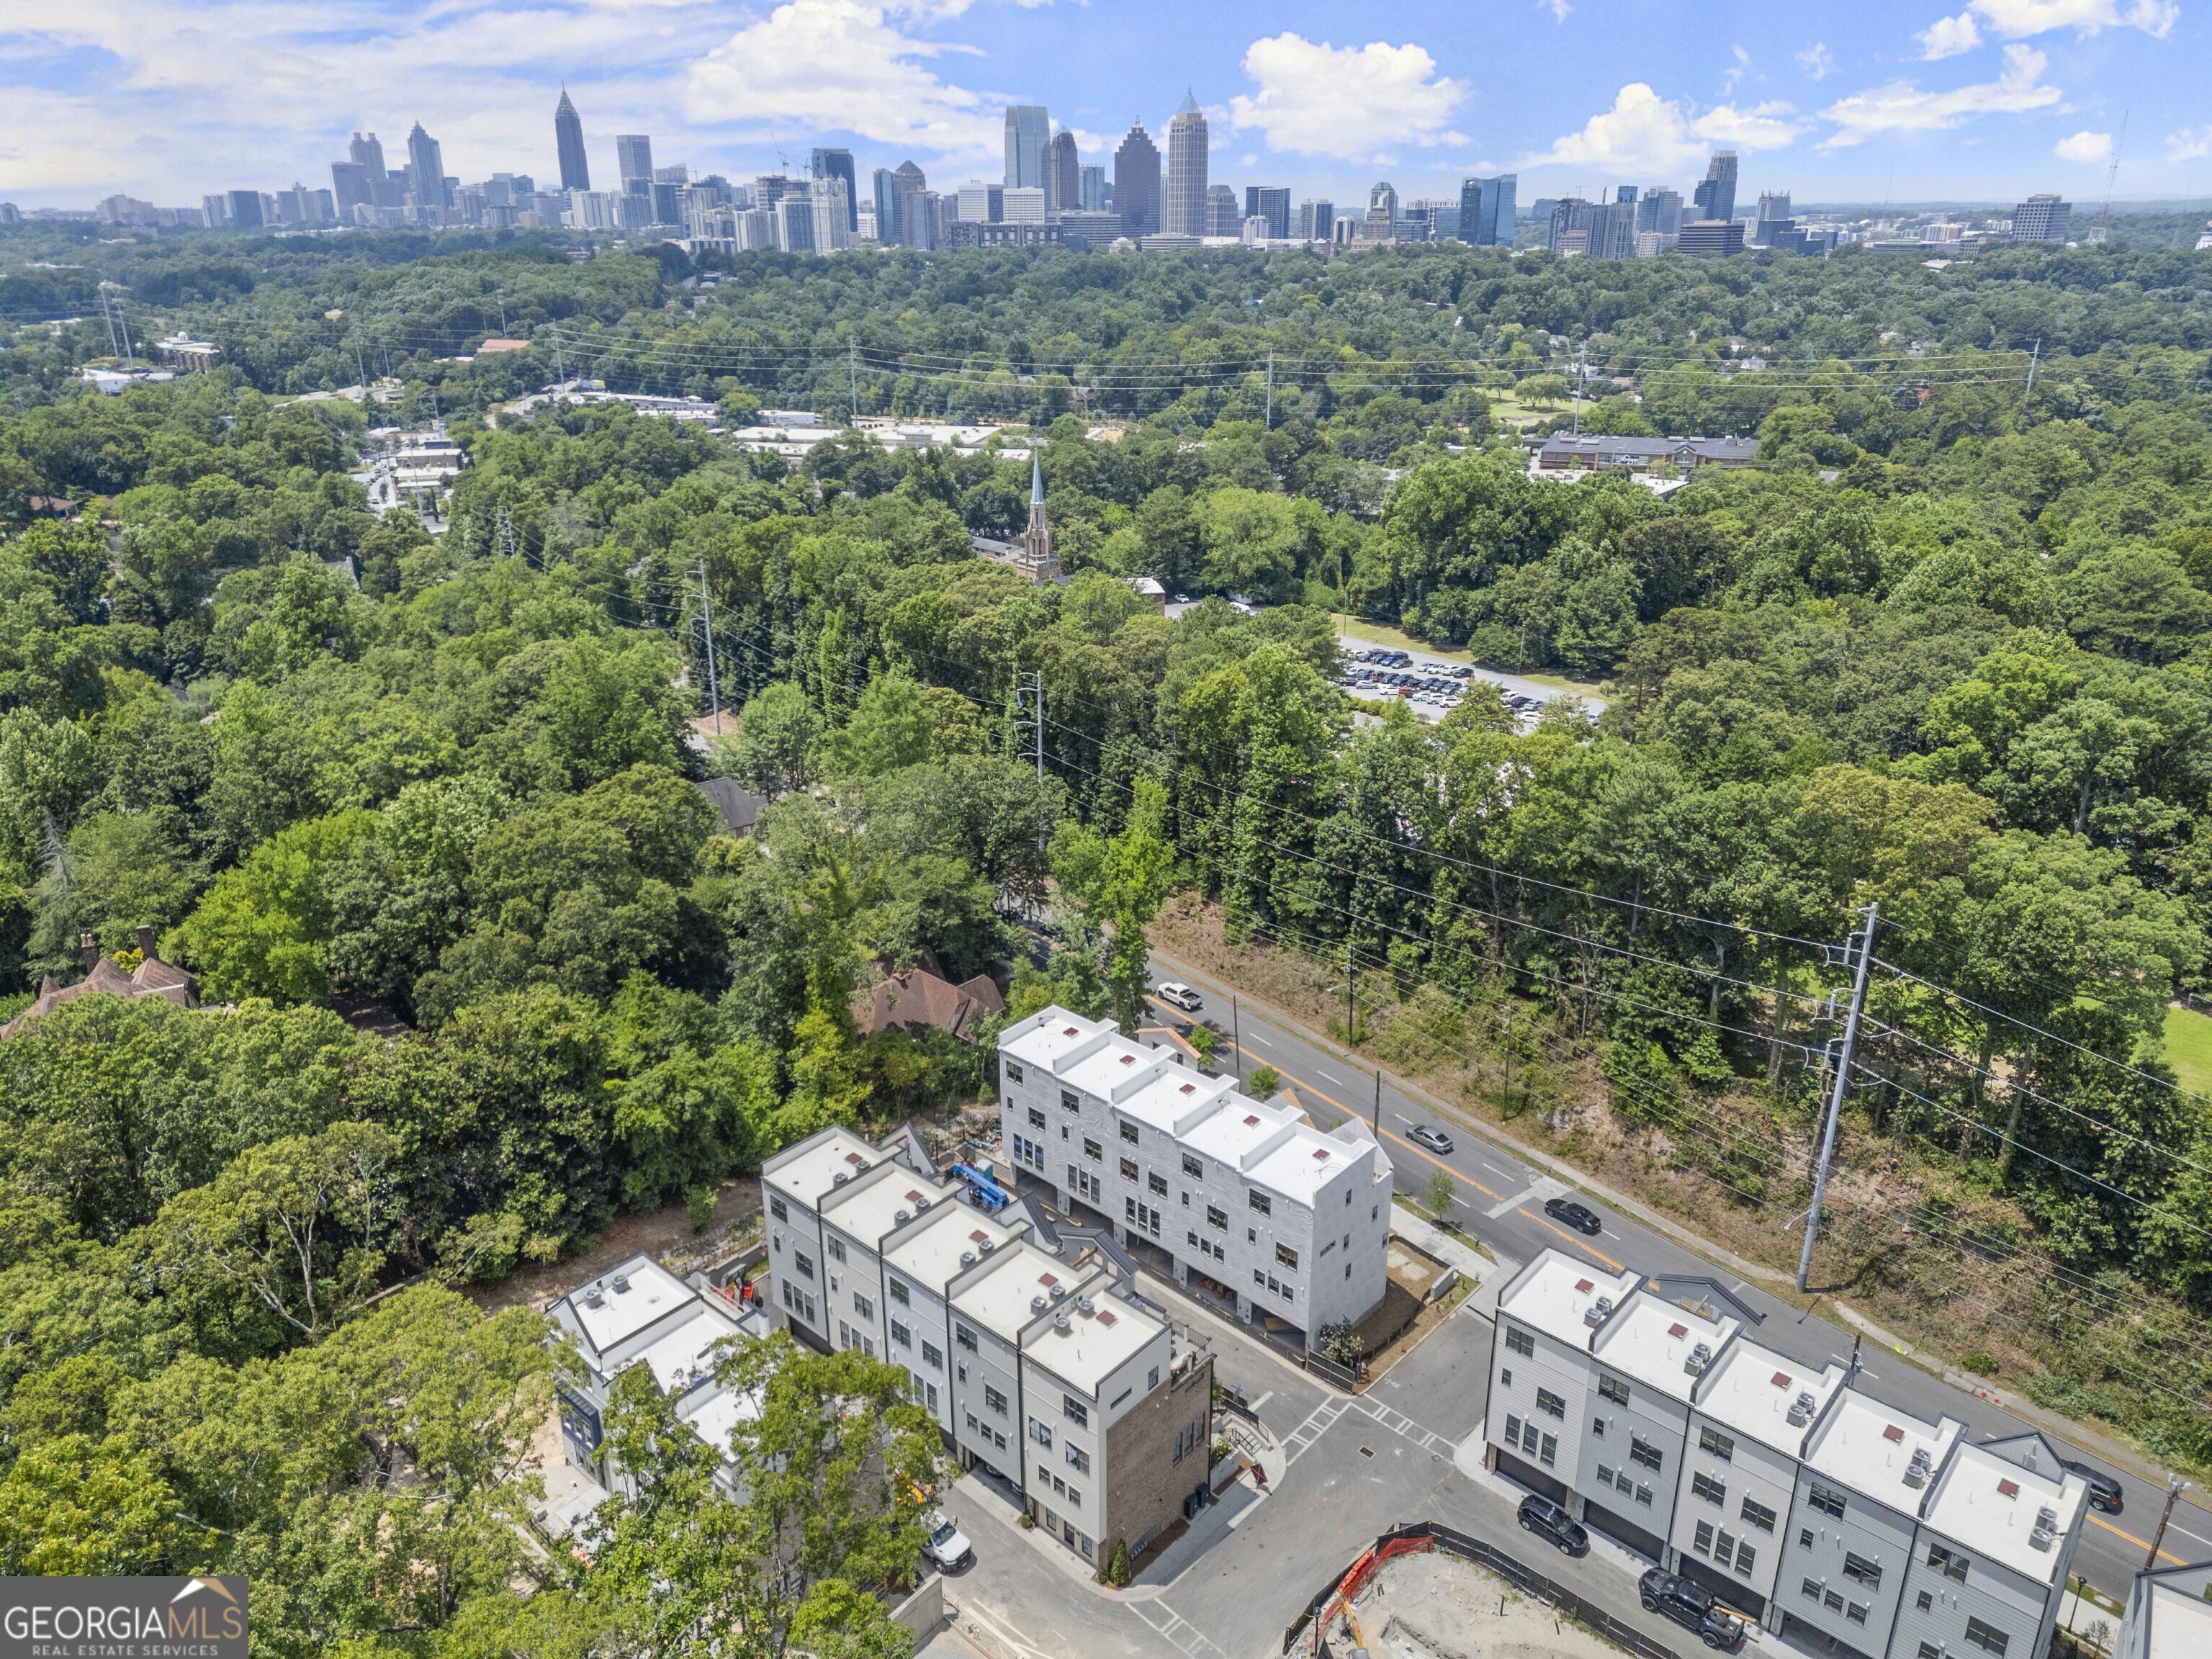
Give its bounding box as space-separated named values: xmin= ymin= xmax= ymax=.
xmin=0 ymin=1434 xmax=188 ymax=1575
xmin=723 ymin=680 xmax=822 ymax=796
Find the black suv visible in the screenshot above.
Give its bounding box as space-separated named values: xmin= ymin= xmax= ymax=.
xmin=1516 ymin=1495 xmax=1588 ymax=1557
xmin=2061 ymin=1459 xmax=2123 ymax=1513
xmin=1639 ymin=1568 xmax=1742 ymax=1650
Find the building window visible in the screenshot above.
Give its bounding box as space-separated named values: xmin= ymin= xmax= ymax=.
xmin=1599 ymin=1375 xmax=1629 ymax=1406
xmin=1506 ymin=1326 xmax=1535 ymax=1359
xmin=1919 ymin=1646 xmax=1943 ymax=1659
xmin=1808 ymin=1482 xmax=1848 ymax=1519
xmin=1597 ymin=1465 xmax=1616 ymax=1490
xmin=1741 ymin=1498 xmax=1776 ymax=1533
xmin=923 ymin=1341 xmax=943 ymax=1368
xmin=889 ymin=1277 xmax=909 ymax=1306
xmin=956 ymin=1323 xmax=978 ymax=1353
xmin=1505 ymin=1413 xmax=1524 ymax=1447
xmin=1062 ymin=1090 xmax=1081 ymax=1112
xmin=1148 ymin=1172 xmax=1168 ymax=1196
xmin=1535 ymin=1389 xmax=1566 ymax=1419
xmin=1028 ymin=1107 xmax=1047 ymax=1129
xmin=1066 ymin=1444 xmax=1091 ymax=1475
xmin=827 ymin=1236 xmax=848 ymax=1264
xmin=1250 ymin=1190 xmax=1272 ymax=1215
xmin=1699 ymin=1425 xmax=1735 ymax=1461
xmin=1206 ymin=1205 xmax=1228 ymax=1231
xmin=984 ymin=1385 xmax=1007 ymax=1416
xmin=891 ymin=1320 xmax=910 ymax=1347
xmin=1799 ymin=1529 xmax=1816 ymax=1550
xmin=1629 ymin=1436 xmax=1663 ymax=1472
xmin=1501 ymin=1370 xmax=1513 ymax=1388
xmin=1842 ymin=1553 xmax=1881 ymax=1591
xmin=1927 ymin=1545 xmax=1969 ymax=1583
xmin=1734 ymin=1545 xmax=1755 ymax=1576
xmin=769 ymin=1195 xmax=788 ymax=1222
xmin=1802 ymin=1580 xmax=1822 ymax=1603
xmin=1845 ymin=1603 xmax=1869 ymax=1626
xmin=1276 ymin=1243 xmax=1299 ymax=1270
xmin=1121 ymin=1121 xmax=1140 ymax=1144
xmin=1714 ymin=1530 xmax=1737 ymax=1568
xmin=1692 ymin=1472 xmax=1727 ymax=1506
xmin=853 ymin=1292 xmax=873 ymax=1320
xmin=793 ymin=1251 xmax=814 ymax=1280
xmin=1064 ymin=1395 xmax=1089 ymax=1427
xmin=1120 ymin=1157 xmax=1138 ymax=1181
xmin=1539 ymin=1434 xmax=1557 ymax=1467
xmin=1824 ymin=1590 xmax=1845 ymax=1614
xmin=1007 ymin=1062 xmax=1024 ymax=1084
xmin=1182 ymin=1154 xmax=1204 ymax=1178
xmin=1029 ymin=1417 xmax=1054 ymax=1447
xmin=1592 ymin=1416 xmax=1606 ymax=1439
xmin=1080 ymin=1138 xmax=1100 ymax=1161
xmin=1694 ymin=1521 xmax=1714 ymax=1555
xmin=1916 ymin=1592 xmax=1933 ymax=1613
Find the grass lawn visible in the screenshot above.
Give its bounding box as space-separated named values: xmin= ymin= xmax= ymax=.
xmin=2164 ymin=1002 xmax=2212 ymax=1096
xmin=1329 ymin=613 xmax=1609 ymax=701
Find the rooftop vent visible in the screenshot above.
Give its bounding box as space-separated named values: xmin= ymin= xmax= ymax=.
xmin=979 ymin=1237 xmax=997 ymax=1252
xmin=583 ymin=1285 xmax=604 ymax=1308
xmin=1668 ymin=1323 xmax=1689 ymax=1340
xmin=833 ymin=1172 xmax=849 ymax=1186
xmin=1584 ymin=1295 xmax=1615 ymax=1328
xmin=1884 ymin=1424 xmax=1906 ymax=1444
xmin=1031 ymin=1295 xmax=1049 ymax=1313
xmin=1905 ymin=1447 xmax=1934 ymax=1488
xmin=1078 ymin=1296 xmax=1094 ymax=1315
xmin=960 ymin=1251 xmax=977 ymax=1267
xmin=915 ymin=1196 xmax=931 ymax=1210
xmin=1789 ymin=1391 xmax=1817 ymax=1426
xmin=896 ymin=1209 xmax=911 ymax=1224
xmin=611 ymin=1272 xmax=631 ymax=1294
xmin=2032 ymin=1505 xmax=2058 ymax=1547
xmin=2030 ymin=1524 xmax=2055 ymax=1550
xmin=1685 ymin=1341 xmax=1714 ymax=1376
xmin=1997 ymin=1479 xmax=2020 ymax=1499
xmin=855 ymin=1158 xmax=871 ymax=1172
xmin=1049 ymin=1283 xmax=1069 ymax=1302
xmin=1053 ymin=1314 xmax=1071 ymax=1334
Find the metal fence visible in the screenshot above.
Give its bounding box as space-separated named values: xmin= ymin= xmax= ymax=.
xmin=1282 ymin=1520 xmax=1688 ymax=1659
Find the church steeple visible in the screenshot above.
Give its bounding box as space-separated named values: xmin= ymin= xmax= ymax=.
xmin=1020 ymin=450 xmax=1057 ymax=580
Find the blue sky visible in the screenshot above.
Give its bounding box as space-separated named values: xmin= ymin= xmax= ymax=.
xmin=3 ymin=0 xmax=2209 ymax=212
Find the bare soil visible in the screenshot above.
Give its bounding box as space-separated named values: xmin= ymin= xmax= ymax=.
xmin=465 ymin=1177 xmax=764 ymax=1316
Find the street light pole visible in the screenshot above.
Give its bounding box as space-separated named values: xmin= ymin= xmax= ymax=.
xmin=2146 ymin=1474 xmax=2188 ymax=1570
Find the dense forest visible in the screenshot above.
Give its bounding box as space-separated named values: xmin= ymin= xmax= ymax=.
xmin=3 ymin=221 xmax=2212 ymax=1650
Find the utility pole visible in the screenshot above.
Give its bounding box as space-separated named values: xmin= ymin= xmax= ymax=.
xmin=1231 ymin=996 xmax=1242 ymax=1083
xmin=693 ymin=563 xmax=722 ymax=734
xmin=848 ymin=341 xmax=859 ymax=427
xmin=2146 ymin=1474 xmax=2188 ymax=1570
xmin=1570 ymin=345 xmax=1585 ymax=436
xmin=96 ymin=284 xmax=120 ymax=358
xmin=2025 ymin=338 xmax=2041 ymax=398
xmin=1798 ymin=902 xmax=1879 ymax=1294
xmin=1264 ymin=348 xmax=1274 ymax=430
xmin=1344 ymin=938 xmax=1356 ymax=1043
xmin=496 ymin=289 xmax=508 ymax=333
xmin=1372 ymin=1069 xmax=1382 ymax=1136
xmin=1012 ymin=670 xmax=1047 ymax=867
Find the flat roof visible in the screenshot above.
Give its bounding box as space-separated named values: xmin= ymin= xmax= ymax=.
xmin=1802 ymin=1388 xmax=1963 ymax=1515
xmin=1114 ymin=1064 xmax=1239 ymax=1134
xmin=1496 ymin=1250 xmax=1641 ymax=1350
xmin=2146 ymin=1578 xmax=2212 ymax=1659
xmin=1025 ymin=1290 xmax=1163 ymax=1394
xmin=885 ymin=1202 xmax=1022 ymax=1293
xmin=627 ymin=1304 xmax=747 ymax=1395
xmin=765 ymin=1128 xmax=881 ymax=1207
xmin=1594 ymin=1290 xmax=1738 ymax=1402
xmin=1000 ymin=1007 xmax=1119 ymax=1072
xmin=1694 ymin=1339 xmax=1847 ymax=1455
xmin=1923 ymin=1439 xmax=2086 ymax=1586
xmin=951 ymin=1241 xmax=1087 ymax=1346
xmin=828 ymin=1169 xmax=956 ymax=1246
xmin=1245 ymin=1117 xmax=1370 ymax=1200
xmin=1060 ymin=1040 xmax=1174 ymax=1103
xmin=678 ymin=1382 xmax=762 ymax=1463
xmin=559 ymin=1256 xmax=698 ymax=1357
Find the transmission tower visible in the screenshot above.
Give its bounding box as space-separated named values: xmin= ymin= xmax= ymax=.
xmin=2090 ymin=112 xmax=2128 ymax=246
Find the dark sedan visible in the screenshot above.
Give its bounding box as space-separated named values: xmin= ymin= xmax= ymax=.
xmin=1545 ymin=1196 xmax=1603 ymax=1235
xmin=1517 ymin=1495 xmax=1588 ymax=1557
xmin=1639 ymin=1569 xmax=1743 ymax=1650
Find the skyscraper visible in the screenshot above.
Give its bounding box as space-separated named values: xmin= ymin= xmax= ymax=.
xmin=350 ymin=132 xmax=387 ymax=179
xmin=1004 ymin=106 xmax=1050 ymax=189
xmin=891 ymin=160 xmax=927 ymax=246
xmin=1693 ymin=151 xmax=1738 ymax=225
xmin=1114 ymin=122 xmax=1161 ymax=238
xmin=331 ymin=161 xmax=372 ymax=216
xmin=2012 ymin=193 xmax=2072 ymax=241
xmin=225 ymin=189 xmax=264 ymax=230
xmin=554 ymin=90 xmax=590 ymax=193
xmin=811 ymin=148 xmax=858 ymax=230
xmin=1047 ymin=130 xmax=1079 ymax=214
xmin=1298 ymin=200 xmax=1334 ymax=242
xmin=1205 ymin=184 xmax=1240 ymax=237
xmin=1636 ymin=188 xmax=1683 ymax=239
xmin=1078 ymin=164 xmax=1108 ymax=211
xmin=407 ymin=123 xmax=449 ymax=210
xmin=1164 ymin=91 xmax=1208 ymax=237
xmin=872 ymin=168 xmax=898 ymax=240
xmin=1457 ymin=174 xmax=1515 ymax=246
xmin=1245 ymin=186 xmax=1290 ymax=240
xmin=617 ymin=135 xmax=655 ymax=196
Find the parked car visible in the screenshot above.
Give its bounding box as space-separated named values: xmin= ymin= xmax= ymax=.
xmin=1518 ymin=1495 xmax=1588 ymax=1556
xmin=923 ymin=1510 xmax=974 ymax=1571
xmin=1408 ymin=1124 xmax=1455 ymax=1154
xmin=2061 ymin=1460 xmax=2124 ymax=1513
xmin=1545 ymin=1196 xmax=1603 ymax=1235
xmin=1640 ymin=1568 xmax=1741 ymax=1650
xmin=1155 ymin=982 xmax=1203 ymax=1012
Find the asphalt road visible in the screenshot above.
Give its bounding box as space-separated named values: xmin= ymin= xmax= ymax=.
xmin=1141 ymin=952 xmax=2212 ymax=1601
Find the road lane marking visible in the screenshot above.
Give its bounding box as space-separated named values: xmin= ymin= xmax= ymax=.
xmin=1316 ymin=1069 xmax=1344 ymax=1084
xmin=1249 ymin=1032 xmax=1272 ymax=1047
xmin=1489 ymin=1177 xmax=1569 ymax=1218
xmin=2090 ymin=1512 xmax=2188 ymax=1566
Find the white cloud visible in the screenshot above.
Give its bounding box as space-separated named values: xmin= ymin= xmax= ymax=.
xmin=1820 ymin=43 xmax=2062 ymax=145
xmin=1226 ymin=32 xmax=1467 ymax=161
xmin=1540 ymin=0 xmax=1571 ymax=20
xmin=1798 ymin=42 xmax=1836 ymax=80
xmin=2168 ymin=126 xmax=2212 ymax=161
xmin=1920 ymin=0 xmax=2176 ymax=56
xmin=1917 ymin=13 xmax=1984 ymax=56
xmin=2054 ymin=128 xmax=2113 ymax=160
xmin=1529 ymin=83 xmax=1802 ymax=176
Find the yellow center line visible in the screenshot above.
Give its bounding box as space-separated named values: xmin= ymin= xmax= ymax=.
xmin=2089 ymin=1512 xmax=2187 ymax=1566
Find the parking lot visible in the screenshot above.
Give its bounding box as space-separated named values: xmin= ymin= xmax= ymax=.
xmin=1335 ymin=642 xmax=1601 ymax=727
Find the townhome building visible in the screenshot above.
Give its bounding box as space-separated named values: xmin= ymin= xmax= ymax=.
xmin=2116 ymin=1558 xmax=2212 ymax=1659
xmin=1674 ymin=1336 xmax=1850 ymax=1618
xmin=1485 ymin=1251 xmax=2090 ymax=1658
xmin=763 ymin=1126 xmax=1217 ymax=1569
xmin=997 ymin=1007 xmax=1390 ymax=1344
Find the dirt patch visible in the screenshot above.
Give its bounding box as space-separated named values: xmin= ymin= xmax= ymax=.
xmin=1335 ymin=1550 xmax=1636 ymax=1659
xmin=465 ymin=1177 xmax=763 ymax=1316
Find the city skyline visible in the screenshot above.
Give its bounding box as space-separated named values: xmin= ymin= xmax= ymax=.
xmin=4 ymin=1 xmax=2211 ymax=214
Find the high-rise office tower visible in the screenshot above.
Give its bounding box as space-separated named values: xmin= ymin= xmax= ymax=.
xmin=811 ymin=148 xmax=858 ymax=230
xmin=1636 ymin=188 xmax=1683 ymax=238
xmin=1455 ymin=173 xmax=1516 ymax=246
xmin=1004 ymin=106 xmax=1050 ymax=189
xmin=1078 ymin=164 xmax=1108 ymax=211
xmin=1692 ymin=150 xmax=1738 ymax=224
xmin=2011 ymin=194 xmax=2072 ymax=242
xmin=1757 ymin=189 xmax=1791 ymax=225
xmin=1164 ymin=91 xmax=1208 ymax=236
xmin=1298 ymin=199 xmax=1334 ymax=242
xmin=225 ymin=189 xmax=264 ymax=229
xmin=1047 ymin=130 xmax=1079 ymax=213
xmin=891 ymin=160 xmax=927 ymax=246
xmin=555 ymin=90 xmax=590 ymax=192
xmin=1114 ymin=122 xmax=1161 ymax=237
xmin=407 ymin=123 xmax=449 ymax=210
xmin=810 ymin=178 xmax=851 ymax=251
xmin=872 ymin=168 xmax=898 ymax=239
xmin=617 ymin=135 xmax=655 ymax=196
xmin=1245 ymin=186 xmax=1290 ymax=240
xmin=350 ymin=132 xmax=387 ymax=179
xmin=331 ymin=161 xmax=372 ymax=216
xmin=1204 ymin=185 xmax=1240 ymax=237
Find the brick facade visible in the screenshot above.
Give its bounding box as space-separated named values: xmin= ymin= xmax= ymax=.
xmin=1101 ymin=1351 xmax=1217 ymax=1561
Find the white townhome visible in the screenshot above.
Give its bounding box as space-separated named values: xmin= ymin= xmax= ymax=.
xmin=762 ymin=1127 xmax=1218 ymax=1569
xmin=997 ymin=1006 xmax=1391 ymax=1345
xmin=1485 ymin=1250 xmax=2091 ymax=1659
xmin=2116 ymin=1559 xmax=2212 ymax=1659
